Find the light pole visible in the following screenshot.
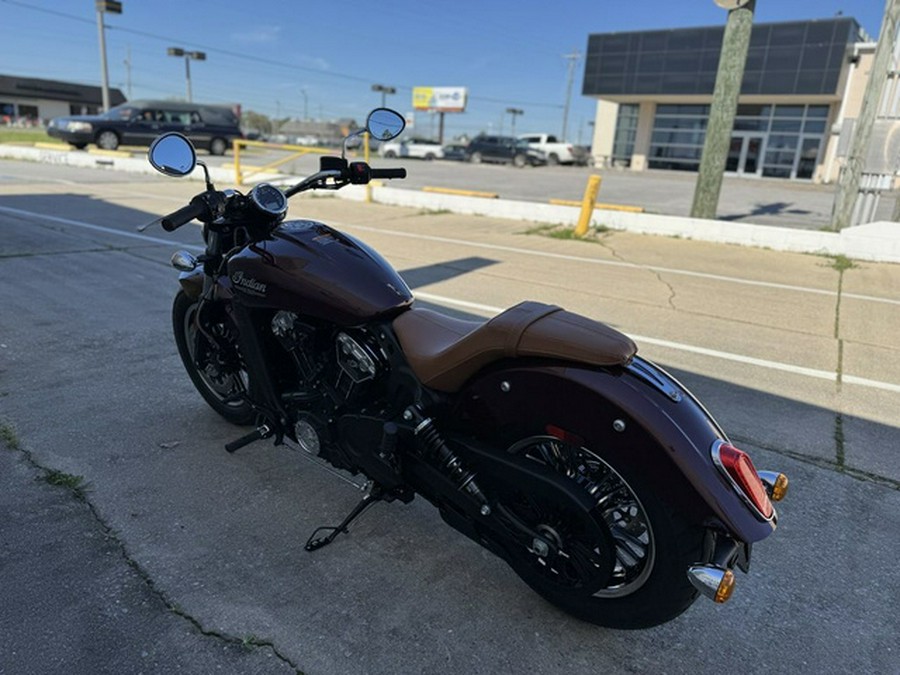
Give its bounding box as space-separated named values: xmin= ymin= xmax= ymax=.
xmin=95 ymin=0 xmax=122 ymax=112
xmin=371 ymin=83 xmax=396 ymax=108
xmin=167 ymin=47 xmax=206 ymax=103
xmin=506 ymin=108 xmax=524 ymax=137
xmin=300 ymin=89 xmax=309 ymax=120
xmin=562 ymin=50 xmax=581 ymax=141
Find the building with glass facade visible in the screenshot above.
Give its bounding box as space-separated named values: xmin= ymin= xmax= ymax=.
xmin=583 ymin=17 xmax=874 ymax=182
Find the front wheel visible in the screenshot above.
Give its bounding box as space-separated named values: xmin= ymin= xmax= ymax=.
xmin=497 ymin=435 xmax=705 ymax=629
xmin=95 ymin=130 xmax=119 ymax=150
xmin=172 ymin=291 xmax=254 ymax=425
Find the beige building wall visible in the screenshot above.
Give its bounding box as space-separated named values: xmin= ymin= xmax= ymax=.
xmin=821 ymin=44 xmax=876 ymax=183
xmin=591 ymin=100 xmax=618 ymax=166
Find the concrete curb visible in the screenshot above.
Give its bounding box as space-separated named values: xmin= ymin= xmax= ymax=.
xmin=3 ymin=143 xmax=898 ymax=263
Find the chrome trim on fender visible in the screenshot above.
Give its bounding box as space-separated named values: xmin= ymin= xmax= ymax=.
xmin=625 ymin=358 xmax=682 ymax=402
xmin=711 ymin=439 xmax=777 ymax=524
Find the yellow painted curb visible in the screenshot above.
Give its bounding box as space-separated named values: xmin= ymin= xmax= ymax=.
xmin=423 ymin=186 xmax=499 ymax=199
xmin=34 ymin=142 xmax=71 ymax=151
xmin=549 ymin=198 xmax=644 ymax=213
xmin=88 ymin=148 xmax=133 ymax=159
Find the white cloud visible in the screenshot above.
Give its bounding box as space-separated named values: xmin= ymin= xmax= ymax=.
xmin=231 ymin=26 xmax=282 ymax=44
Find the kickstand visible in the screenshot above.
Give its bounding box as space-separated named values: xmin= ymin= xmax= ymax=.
xmin=305 ymin=485 xmax=384 ymax=552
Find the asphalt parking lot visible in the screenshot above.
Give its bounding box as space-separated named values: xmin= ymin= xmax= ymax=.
xmin=1 ymin=160 xmax=898 ymax=674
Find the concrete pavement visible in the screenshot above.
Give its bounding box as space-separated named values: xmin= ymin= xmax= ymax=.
xmin=1 ymin=164 xmax=898 ymax=674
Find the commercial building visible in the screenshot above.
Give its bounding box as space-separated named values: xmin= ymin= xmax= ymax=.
xmin=584 ymin=17 xmax=876 ymax=183
xmin=0 ymin=74 xmax=126 ymax=124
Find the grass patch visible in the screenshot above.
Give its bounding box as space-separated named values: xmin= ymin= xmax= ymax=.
xmin=0 ymin=423 xmax=20 ymax=451
xmin=44 ymin=469 xmax=86 ymax=498
xmin=524 ymin=223 xmax=609 ymax=243
xmin=823 ymin=254 xmax=858 ymax=272
xmin=0 ymin=127 xmax=54 ymax=144
xmin=241 ymin=635 xmax=261 ymax=650
xmin=418 ymin=208 xmax=452 ymax=216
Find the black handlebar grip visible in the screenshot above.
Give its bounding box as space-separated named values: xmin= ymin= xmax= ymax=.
xmin=161 ymin=201 xmax=207 ymax=232
xmin=369 ymin=168 xmax=407 ymax=180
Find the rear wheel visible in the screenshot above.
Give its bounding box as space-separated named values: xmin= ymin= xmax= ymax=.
xmin=497 ymin=434 xmax=705 ymax=629
xmin=95 ymin=130 xmax=119 ymax=150
xmin=513 ymin=153 xmax=527 ymax=168
xmin=469 ymin=151 xmax=483 ymax=164
xmin=172 ymin=291 xmax=254 ymax=425
xmin=209 ymin=137 xmax=228 ymax=156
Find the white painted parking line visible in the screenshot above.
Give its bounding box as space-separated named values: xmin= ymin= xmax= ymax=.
xmin=344 ymin=223 xmax=900 ymax=307
xmin=413 ymin=291 xmax=900 ymax=394
xmin=3 ymin=204 xmax=898 ymax=394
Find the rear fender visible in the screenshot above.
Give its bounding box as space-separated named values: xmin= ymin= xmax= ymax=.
xmin=454 ymin=357 xmax=775 ymax=543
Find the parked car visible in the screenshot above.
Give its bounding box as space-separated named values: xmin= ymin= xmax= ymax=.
xmin=47 ymin=100 xmax=243 ymax=155
xmin=441 ymin=143 xmax=469 ymax=161
xmin=379 ymin=137 xmax=444 ymax=160
xmin=518 ymin=133 xmax=583 ymax=165
xmin=465 ymin=135 xmax=545 ymax=167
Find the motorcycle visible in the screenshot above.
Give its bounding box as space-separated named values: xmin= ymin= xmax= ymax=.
xmin=144 ymin=108 xmax=788 ymax=629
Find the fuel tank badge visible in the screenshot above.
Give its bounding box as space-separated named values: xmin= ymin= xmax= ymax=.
xmin=231 ymin=271 xmax=268 ymax=296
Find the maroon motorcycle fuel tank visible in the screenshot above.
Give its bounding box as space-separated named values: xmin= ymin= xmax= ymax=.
xmin=226 ymin=220 xmax=413 ymax=325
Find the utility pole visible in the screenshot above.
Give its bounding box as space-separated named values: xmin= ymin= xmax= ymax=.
xmin=95 ymin=1 xmax=122 ymax=112
xmin=506 ymin=108 xmax=523 ymax=137
xmin=562 ymin=50 xmax=581 ymax=141
xmin=690 ymin=0 xmax=756 ymax=220
xmin=123 ymin=45 xmax=132 ymax=99
xmin=832 ymin=0 xmax=900 ymax=230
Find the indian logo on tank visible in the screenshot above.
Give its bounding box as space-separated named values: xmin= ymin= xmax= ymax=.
xmin=230 ymin=270 xmax=267 ymax=296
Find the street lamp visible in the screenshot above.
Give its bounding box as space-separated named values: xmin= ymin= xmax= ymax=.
xmin=95 ymin=0 xmax=122 ymax=112
xmin=167 ymin=47 xmax=206 ymax=103
xmin=506 ymin=108 xmax=524 ymax=137
xmin=371 ymin=83 xmax=396 ymax=108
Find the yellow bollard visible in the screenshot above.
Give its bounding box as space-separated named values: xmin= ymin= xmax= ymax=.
xmin=574 ymin=174 xmax=602 ymax=237
xmin=234 ymin=140 xmax=242 ymax=186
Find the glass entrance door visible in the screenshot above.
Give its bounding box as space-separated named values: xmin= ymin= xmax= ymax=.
xmin=726 ymin=134 xmax=765 ymax=176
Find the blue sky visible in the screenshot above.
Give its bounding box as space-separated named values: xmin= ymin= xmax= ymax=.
xmin=0 ymin=0 xmax=886 ymax=142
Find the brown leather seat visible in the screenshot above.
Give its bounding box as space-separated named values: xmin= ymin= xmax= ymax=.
xmin=392 ymin=301 xmax=637 ymax=392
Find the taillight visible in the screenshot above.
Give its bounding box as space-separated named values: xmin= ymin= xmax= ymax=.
xmin=711 ymin=441 xmax=774 ymax=520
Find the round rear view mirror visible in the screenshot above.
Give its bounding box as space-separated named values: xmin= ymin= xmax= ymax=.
xmin=149 ymin=133 xmax=197 ymax=177
xmin=366 ymin=108 xmax=405 ymax=141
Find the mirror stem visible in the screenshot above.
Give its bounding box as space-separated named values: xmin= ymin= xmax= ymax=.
xmin=198 ymin=161 xmax=215 ymax=191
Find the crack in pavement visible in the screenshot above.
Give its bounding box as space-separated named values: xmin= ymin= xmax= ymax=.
xmin=598 ymin=235 xmax=678 ymax=310
xmin=0 ymin=428 xmax=305 ymax=675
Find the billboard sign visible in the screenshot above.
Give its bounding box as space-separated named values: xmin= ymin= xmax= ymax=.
xmin=412 ymin=87 xmax=467 ymax=112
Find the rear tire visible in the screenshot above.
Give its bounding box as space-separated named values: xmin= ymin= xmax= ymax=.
xmin=209 ymin=137 xmax=228 ymax=156
xmin=469 ymin=151 xmax=483 ymax=164
xmin=513 ymin=153 xmax=527 ymax=168
xmin=496 ymin=434 xmax=705 ymax=629
xmin=172 ymin=291 xmax=254 ymax=425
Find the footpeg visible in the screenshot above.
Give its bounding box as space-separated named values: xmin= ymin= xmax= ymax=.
xmin=225 ymin=424 xmax=273 ymax=454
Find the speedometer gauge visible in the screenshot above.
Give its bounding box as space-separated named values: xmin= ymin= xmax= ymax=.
xmin=249 ymin=183 xmax=288 ymax=216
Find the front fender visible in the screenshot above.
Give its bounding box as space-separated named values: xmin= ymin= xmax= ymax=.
xmin=455 ymin=356 xmax=775 ymax=544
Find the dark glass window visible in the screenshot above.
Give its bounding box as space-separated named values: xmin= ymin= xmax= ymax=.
xmin=584 ymin=18 xmax=858 ymax=97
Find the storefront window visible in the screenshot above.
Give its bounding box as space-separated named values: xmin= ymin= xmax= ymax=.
xmin=648 ymin=102 xmax=830 ymax=178
xmin=612 ymin=103 xmax=639 ymax=166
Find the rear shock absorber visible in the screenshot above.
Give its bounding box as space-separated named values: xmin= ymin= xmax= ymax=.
xmin=404 ymin=406 xmax=491 ymax=516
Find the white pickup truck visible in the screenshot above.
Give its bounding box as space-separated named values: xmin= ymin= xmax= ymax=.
xmin=518 ymin=133 xmax=582 ymax=166
xmin=379 ymin=137 xmax=444 ymax=160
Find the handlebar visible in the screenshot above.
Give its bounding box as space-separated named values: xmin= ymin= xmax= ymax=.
xmin=370 ymin=168 xmax=407 ymax=180
xmin=161 ymin=200 xmax=207 ymax=232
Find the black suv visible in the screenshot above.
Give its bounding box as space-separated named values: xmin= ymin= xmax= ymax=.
xmin=465 ymin=135 xmax=545 ymax=167
xmin=47 ymin=100 xmax=243 ymax=155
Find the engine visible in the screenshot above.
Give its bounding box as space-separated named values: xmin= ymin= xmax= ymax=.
xmin=270 ymin=310 xmax=390 ymax=470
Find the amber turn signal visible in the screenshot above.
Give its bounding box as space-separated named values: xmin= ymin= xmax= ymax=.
xmin=758 ymin=471 xmax=789 ymax=502
xmin=715 ymin=569 xmax=736 ymax=603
